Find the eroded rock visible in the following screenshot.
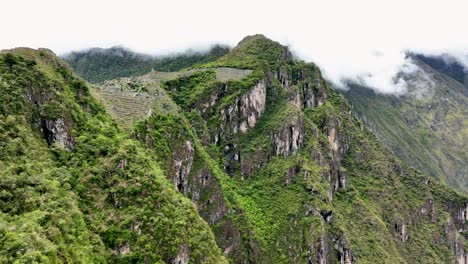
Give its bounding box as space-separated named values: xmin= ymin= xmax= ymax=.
xmin=273 ymin=116 xmax=305 ymax=157
xmin=40 ymin=118 xmax=75 ymax=150
xmin=219 ymin=80 xmax=267 ymax=140
xmin=172 ymin=244 xmax=189 ymax=264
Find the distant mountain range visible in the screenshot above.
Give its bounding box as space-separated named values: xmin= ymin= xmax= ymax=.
xmin=62 ymin=45 xmax=229 ymax=82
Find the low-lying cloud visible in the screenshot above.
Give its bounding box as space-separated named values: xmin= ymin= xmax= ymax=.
xmin=286 ymin=39 xmax=468 ymax=96
xmin=292 ymin=46 xmax=420 ymax=95
xmin=1 ymin=0 xmax=468 ymax=95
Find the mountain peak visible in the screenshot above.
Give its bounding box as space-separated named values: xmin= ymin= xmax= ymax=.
xmin=215 ymin=34 xmax=293 ymax=68
xmin=1 ymin=47 xmax=56 ymax=59
xmin=236 ymin=34 xmax=274 ymax=46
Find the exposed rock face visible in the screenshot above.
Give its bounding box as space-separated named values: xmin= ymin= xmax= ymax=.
xmin=239 ymin=147 xmax=270 ymax=178
xmin=171 ymin=140 xmax=194 ymax=195
xmin=332 ymin=236 xmax=353 ymax=264
xmin=301 ymin=74 xmax=328 ymax=108
xmin=444 ymin=215 xmax=466 ymax=264
xmin=446 ymin=202 xmax=467 ymax=235
xmin=340 ymin=249 xmax=353 ymax=264
xmin=137 ymin=114 xmax=245 ymax=261
xmin=273 ymin=116 xmax=305 ymax=157
xmin=199 ymin=84 xmax=226 ymax=115
xmin=446 ymin=202 xmax=467 ymax=264
xmin=189 ymin=164 xmax=244 ymax=260
xmin=118 ymin=243 xmax=130 ymax=255
xmin=455 ymin=239 xmax=466 ymax=264
xmin=131 ymin=220 xmax=142 ymax=236
xmin=25 ymin=83 xmax=76 ymax=150
xmin=240 ymin=80 xmax=267 ymax=132
xmin=315 ymin=224 xmax=332 ymax=264
xmin=328 ymin=128 xmax=339 ymax=151
xmin=325 ymin=116 xmax=351 ymax=163
xmin=212 ymin=80 xmax=268 ymax=176
xmin=219 ymin=80 xmax=267 ymax=139
xmin=457 ymin=252 xmax=467 ymax=264
xmin=172 ymin=244 xmax=189 ymax=264
xmin=277 ymin=66 xmax=291 ymax=88
xmin=40 ymin=118 xmax=74 ymax=150
xmin=224 ymin=143 xmax=241 ymax=173
xmin=419 ymin=198 xmax=437 ymax=222
xmin=395 ymin=222 xmax=409 ymax=242
xmin=321 ymin=115 xmax=352 ymax=196
xmin=455 ymin=203 xmax=468 ymax=226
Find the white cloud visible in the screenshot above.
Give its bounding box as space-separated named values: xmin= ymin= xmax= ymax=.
xmin=1 ymin=0 xmax=468 ymax=93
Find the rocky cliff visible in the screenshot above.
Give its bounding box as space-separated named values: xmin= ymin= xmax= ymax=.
xmin=1 ymin=35 xmax=466 ymax=264
xmin=128 ymin=35 xmax=467 ymax=263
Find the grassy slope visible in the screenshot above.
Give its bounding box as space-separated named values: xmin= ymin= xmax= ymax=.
xmin=0 ymin=49 xmax=226 ymax=263
xmin=343 ymin=59 xmax=468 ymax=193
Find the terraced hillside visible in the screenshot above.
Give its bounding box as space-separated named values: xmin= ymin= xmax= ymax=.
xmin=93 ymin=68 xmax=252 ymax=129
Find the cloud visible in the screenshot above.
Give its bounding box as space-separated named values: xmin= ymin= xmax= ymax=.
xmin=1 ymin=0 xmax=468 ymax=94
xmin=294 ymin=47 xmax=419 ymax=95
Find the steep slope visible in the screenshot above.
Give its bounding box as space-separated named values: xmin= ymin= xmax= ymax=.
xmin=63 ymin=45 xmax=229 ymax=83
xmin=101 ymin=35 xmax=467 ymax=263
xmin=90 ymin=68 xmax=252 ymax=130
xmin=412 ymin=53 xmax=468 ymax=88
xmin=343 ymin=56 xmax=468 ymax=193
xmin=0 ymin=48 xmax=226 ymax=263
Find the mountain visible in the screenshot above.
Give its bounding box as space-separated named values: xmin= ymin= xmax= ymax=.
xmin=91 ymin=35 xmax=467 ymax=263
xmin=412 ymin=53 xmax=468 ymax=87
xmin=343 ymin=54 xmax=468 ymax=194
xmin=1 ymin=35 xmax=467 ymax=263
xmin=0 ymin=48 xmax=226 ymax=263
xmin=62 ymin=45 xmax=230 ymax=83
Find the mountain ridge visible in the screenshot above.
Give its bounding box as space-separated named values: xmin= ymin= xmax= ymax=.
xmin=0 ymin=48 xmax=227 ymax=263
xmin=62 ymin=45 xmax=230 ymax=83
xmin=92 ymin=35 xmax=467 ymax=262
xmin=0 ymin=35 xmax=467 ymax=263
xmin=343 ymin=53 xmax=468 ymax=194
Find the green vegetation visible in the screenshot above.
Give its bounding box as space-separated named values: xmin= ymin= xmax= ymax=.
xmin=203 ymin=34 xmax=292 ymax=69
xmin=343 ymin=61 xmax=468 ymax=193
xmin=0 ymin=50 xmax=226 ymax=263
xmin=63 ymin=45 xmax=229 ymax=83
xmin=0 ymin=114 xmax=106 ymax=263
xmin=1 ymin=35 xmax=466 ymax=263
xmin=128 ymin=35 xmax=467 ymax=263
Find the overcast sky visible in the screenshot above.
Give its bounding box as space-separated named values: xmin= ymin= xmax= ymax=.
xmin=2 ymin=0 xmax=468 ymax=93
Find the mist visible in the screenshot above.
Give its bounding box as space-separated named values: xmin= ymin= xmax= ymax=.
xmin=2 ymin=0 xmax=468 ymax=94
